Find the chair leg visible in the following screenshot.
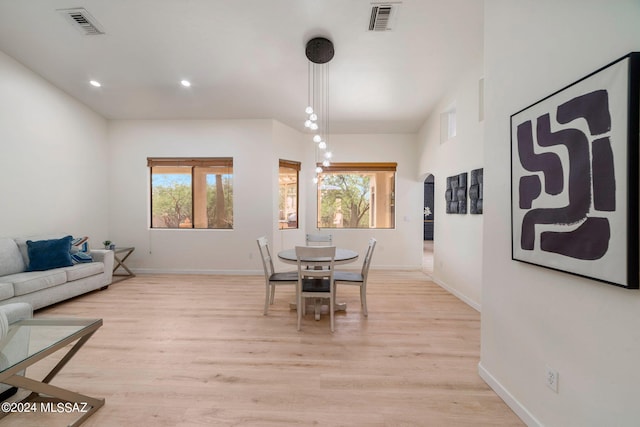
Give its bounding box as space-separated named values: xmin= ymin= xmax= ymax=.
xmin=263 ymin=283 xmax=270 ymax=315
xmin=330 ymin=292 xmax=335 ymax=332
xmin=270 ymin=285 xmax=276 ymax=304
xmin=361 ymin=285 xmax=368 ymax=317
xmin=297 ymin=294 xmax=303 ymax=331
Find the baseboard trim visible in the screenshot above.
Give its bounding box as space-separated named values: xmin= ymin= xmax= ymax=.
xmin=432 ymin=277 xmax=481 ymax=312
xmin=478 ymin=362 xmax=541 ymax=427
xmin=130 ymin=266 xmax=422 ymax=275
xmin=132 ymin=268 xmax=262 ymax=275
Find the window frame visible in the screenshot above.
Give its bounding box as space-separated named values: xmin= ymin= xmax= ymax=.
xmin=316 ymin=162 xmax=397 ymax=229
xmin=278 ymin=159 xmax=300 ymax=230
xmin=440 ymin=106 xmax=457 ymax=143
xmin=147 ymin=157 xmax=234 ymax=230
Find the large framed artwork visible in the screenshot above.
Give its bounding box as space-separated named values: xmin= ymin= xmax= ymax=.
xmin=511 ymin=52 xmax=640 ymax=289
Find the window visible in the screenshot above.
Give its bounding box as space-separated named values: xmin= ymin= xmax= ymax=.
xmin=148 ymin=157 xmax=233 ymax=229
xmin=440 ymin=106 xmax=457 ymax=143
xmin=279 ymin=159 xmax=300 ymax=230
xmin=317 ymin=162 xmax=396 ymax=229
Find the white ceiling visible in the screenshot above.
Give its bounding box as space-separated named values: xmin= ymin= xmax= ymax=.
xmin=0 ymin=0 xmax=483 ymax=133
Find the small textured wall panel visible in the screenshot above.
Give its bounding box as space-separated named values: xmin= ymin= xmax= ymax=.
xmin=470 ymin=168 xmax=483 ymax=214
xmin=445 ymin=173 xmax=467 ymax=214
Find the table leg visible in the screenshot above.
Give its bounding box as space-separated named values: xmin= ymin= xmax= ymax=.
xmin=289 ymin=301 xmax=347 ymax=312
xmin=6 ymin=375 xmax=104 ymax=427
xmin=0 ymin=329 xmax=104 ymax=426
xmin=113 ymin=248 xmax=135 ymax=276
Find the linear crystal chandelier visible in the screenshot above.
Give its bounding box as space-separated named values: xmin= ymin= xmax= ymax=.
xmin=304 ymin=37 xmax=334 ymax=183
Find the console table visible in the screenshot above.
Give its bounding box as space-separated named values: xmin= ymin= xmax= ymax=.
xmin=112 ymin=247 xmax=135 ymax=282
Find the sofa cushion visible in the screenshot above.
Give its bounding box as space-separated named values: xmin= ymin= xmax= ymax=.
xmin=3 ymin=270 xmax=67 ymax=296
xmin=0 ymin=239 xmax=25 ymax=276
xmin=26 ymin=236 xmax=74 ymax=272
xmin=65 ymin=262 xmax=104 ymax=282
xmin=0 ymin=283 xmax=15 ymax=302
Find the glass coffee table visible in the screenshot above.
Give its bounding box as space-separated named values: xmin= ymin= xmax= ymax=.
xmin=0 ymin=318 xmax=104 ymax=426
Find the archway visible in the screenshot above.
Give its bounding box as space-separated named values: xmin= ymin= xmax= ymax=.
xmin=423 ymin=174 xmax=435 ymax=275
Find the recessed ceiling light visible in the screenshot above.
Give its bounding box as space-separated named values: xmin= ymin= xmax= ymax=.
xmin=180 ymin=80 xmax=191 ymax=87
xmin=89 ymin=80 xmax=101 ymax=87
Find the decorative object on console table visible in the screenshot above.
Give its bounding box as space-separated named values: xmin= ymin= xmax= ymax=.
xmin=445 ymin=172 xmax=467 ymax=214
xmin=469 ymin=168 xmax=483 ymax=214
xmin=511 ymin=52 xmax=640 ymax=289
xmin=102 ymin=240 xmax=112 ymax=249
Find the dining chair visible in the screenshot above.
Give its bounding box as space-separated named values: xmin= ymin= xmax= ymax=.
xmin=295 ymin=245 xmax=336 ymax=331
xmin=305 ymin=233 xmax=333 ymax=246
xmin=257 ymin=236 xmax=298 ymax=315
xmin=334 ymin=237 xmax=376 ymax=317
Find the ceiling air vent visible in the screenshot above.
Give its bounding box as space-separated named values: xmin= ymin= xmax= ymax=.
xmin=57 ymin=8 xmax=105 ymax=35
xmin=369 ymin=4 xmax=395 ymax=31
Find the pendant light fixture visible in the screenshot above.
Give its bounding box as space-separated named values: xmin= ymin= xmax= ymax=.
xmin=304 ymin=37 xmax=335 ymax=183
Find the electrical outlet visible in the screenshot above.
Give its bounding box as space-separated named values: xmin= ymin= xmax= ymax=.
xmin=545 ymin=365 xmax=559 ymax=393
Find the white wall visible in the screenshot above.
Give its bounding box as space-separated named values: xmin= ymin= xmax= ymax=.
xmin=304 ymin=133 xmax=423 ymax=270
xmin=481 ymin=1 xmax=640 ymax=426
xmin=0 ymin=50 xmax=109 ymax=242
xmin=417 ymin=64 xmax=484 ymax=309
xmin=108 ymin=119 xmax=277 ymax=273
xmin=271 ymin=120 xmax=306 ymax=261
xmin=107 ymin=121 xmax=421 ymax=273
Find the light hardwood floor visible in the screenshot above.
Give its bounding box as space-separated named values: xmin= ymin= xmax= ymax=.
xmin=423 ymin=240 xmax=434 ymax=277
xmin=3 ymin=271 xmax=523 ymax=426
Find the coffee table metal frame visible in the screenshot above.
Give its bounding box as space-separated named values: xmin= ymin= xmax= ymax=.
xmin=0 ymin=318 xmax=104 ymax=427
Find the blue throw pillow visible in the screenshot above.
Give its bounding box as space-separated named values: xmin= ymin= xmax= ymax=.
xmin=26 ymin=236 xmax=74 ymax=272
xmin=71 ymin=251 xmax=93 ymax=264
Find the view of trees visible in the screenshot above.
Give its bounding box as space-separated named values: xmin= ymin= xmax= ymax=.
xmin=318 ymin=173 xmax=371 ymax=228
xmin=278 ymin=165 xmax=298 ymax=229
xmin=150 ymin=162 xmax=391 ymax=230
xmin=151 ymin=172 xmax=233 ymax=229
xmin=152 ymin=175 xmax=192 ymax=228
xmin=208 ymin=175 xmax=233 ymax=228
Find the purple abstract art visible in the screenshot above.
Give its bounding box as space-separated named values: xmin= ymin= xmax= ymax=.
xmin=511 ymin=52 xmax=640 ymax=289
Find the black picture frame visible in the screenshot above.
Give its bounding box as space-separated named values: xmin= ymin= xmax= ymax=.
xmin=511 ymin=52 xmax=640 ymax=289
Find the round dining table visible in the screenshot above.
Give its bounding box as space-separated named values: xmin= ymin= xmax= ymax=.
xmin=277 ymin=247 xmax=359 ymax=266
xmin=277 ymin=247 xmax=359 ymax=316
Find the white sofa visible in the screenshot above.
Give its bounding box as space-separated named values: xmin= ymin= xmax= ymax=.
xmin=0 ymin=302 xmax=33 ymax=400
xmin=0 ymin=235 xmax=113 ymax=310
